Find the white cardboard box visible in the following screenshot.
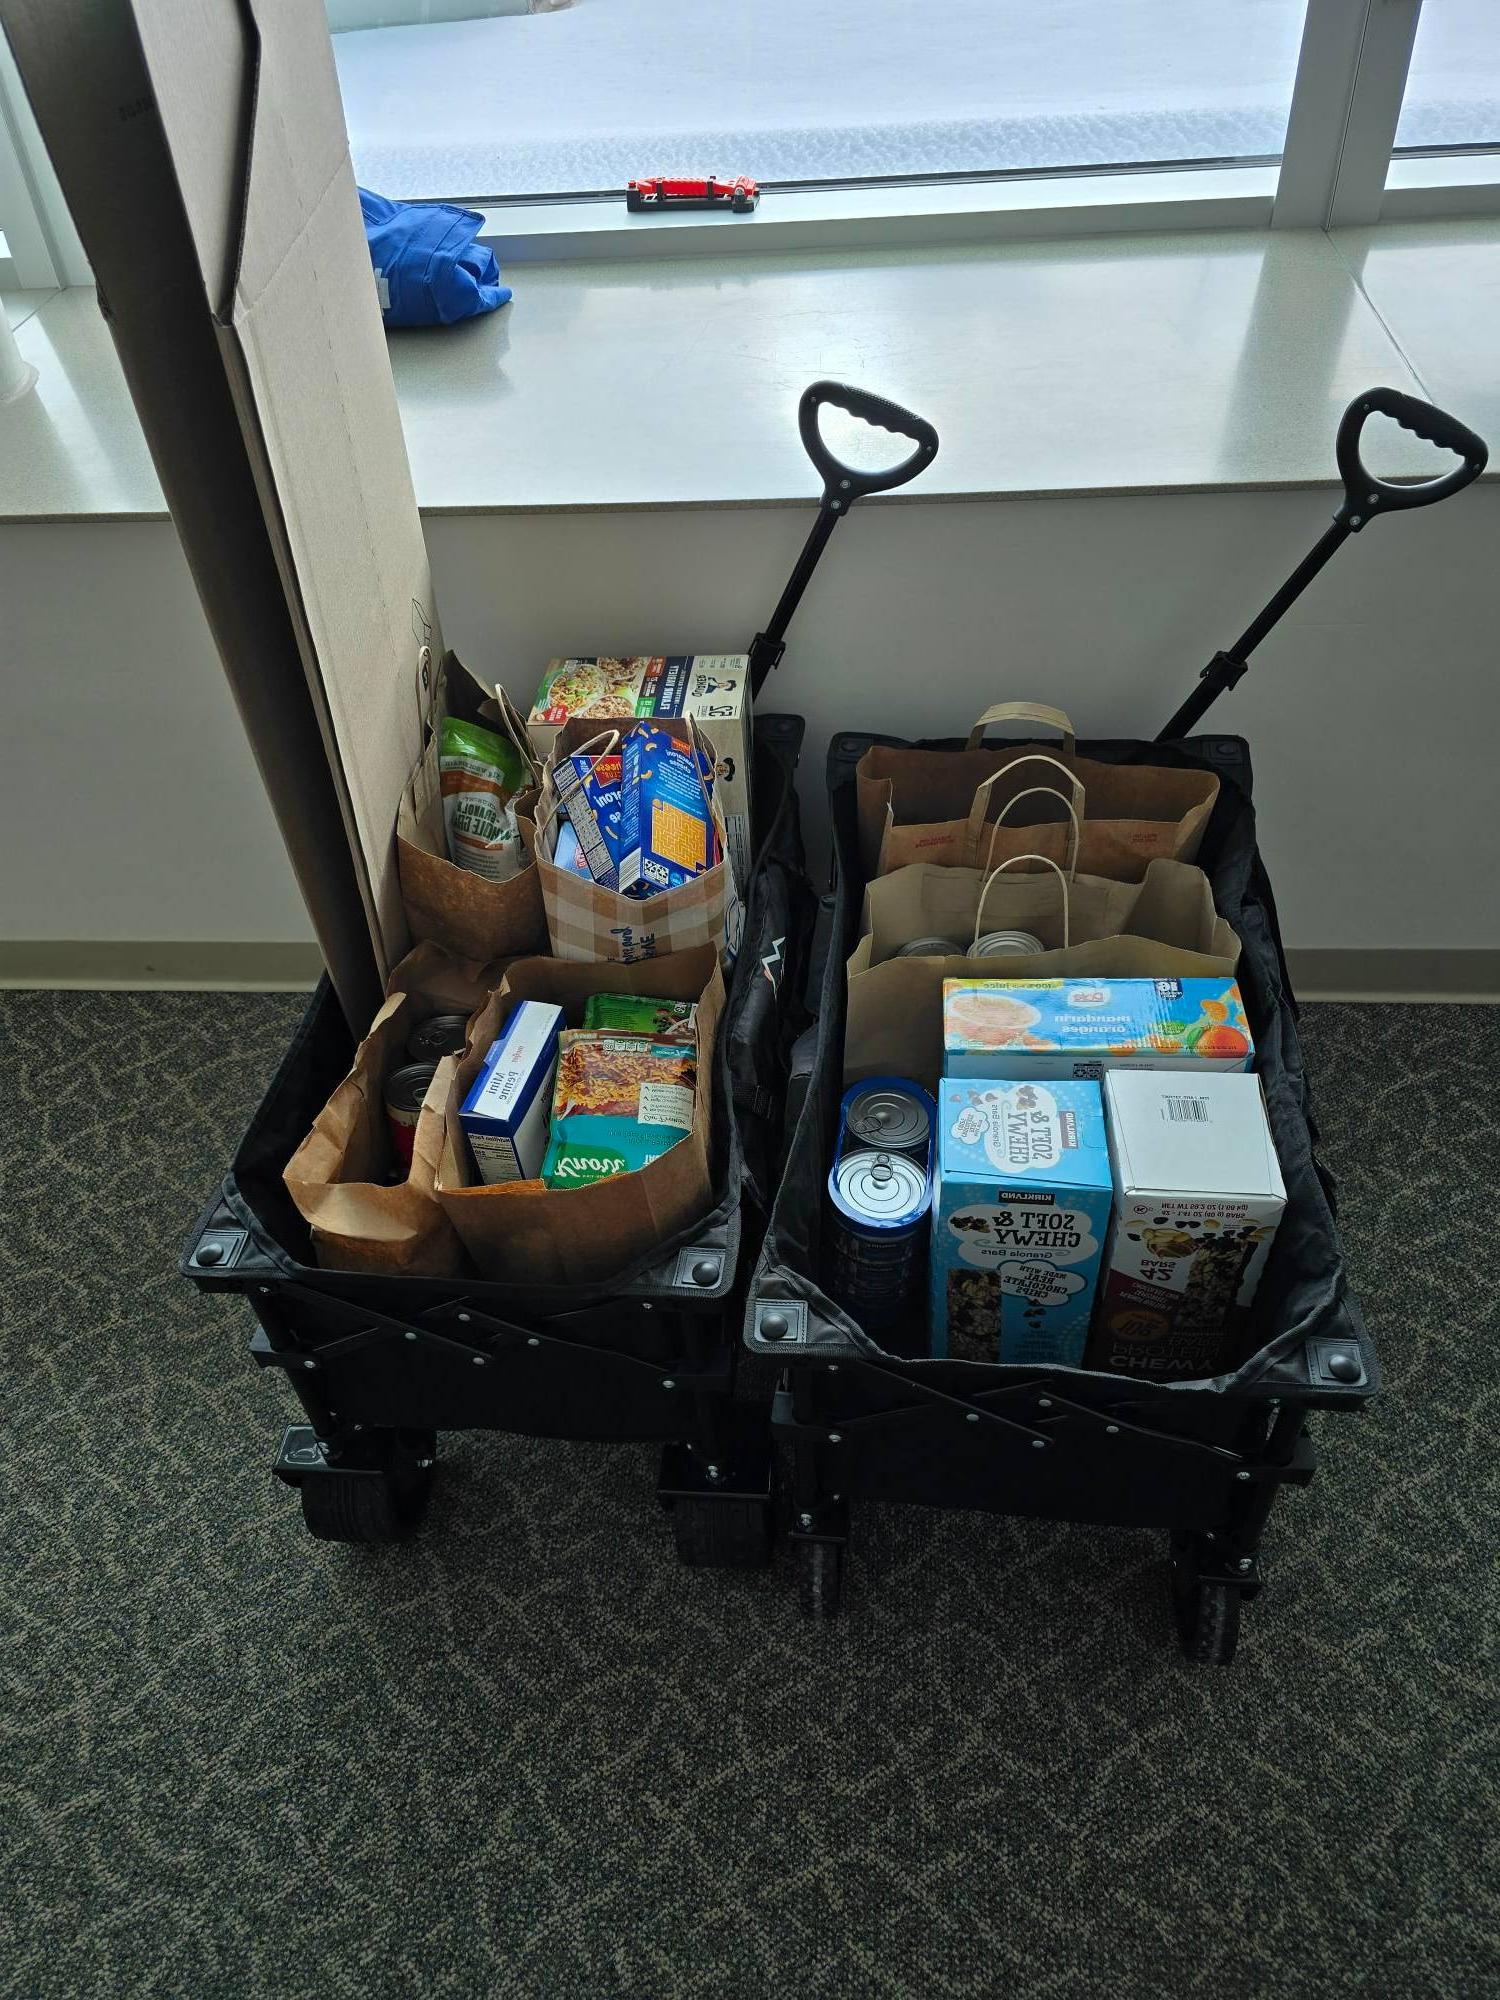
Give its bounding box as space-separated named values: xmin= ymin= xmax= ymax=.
xmin=1088 ymin=1069 xmax=1286 ymax=1381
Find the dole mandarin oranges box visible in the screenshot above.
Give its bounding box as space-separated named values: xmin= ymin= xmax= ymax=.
xmin=942 ymin=978 xmax=1254 ymax=1081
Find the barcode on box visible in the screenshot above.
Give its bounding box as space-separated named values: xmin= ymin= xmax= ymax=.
xmin=1164 ymin=1094 xmax=1210 ymax=1123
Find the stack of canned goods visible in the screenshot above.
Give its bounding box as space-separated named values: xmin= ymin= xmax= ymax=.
xmin=383 ymin=1012 xmax=470 ymax=1168
xmin=824 ymin=1078 xmax=936 ymax=1335
xmin=891 ymin=930 xmax=1046 ymax=960
xmin=967 ymin=928 xmax=1045 ymax=961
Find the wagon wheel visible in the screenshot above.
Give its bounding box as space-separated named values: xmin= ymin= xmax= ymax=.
xmin=298 ymin=1430 xmax=434 ymax=1545
xmin=670 ymin=1495 xmax=773 ymax=1569
xmin=1170 ymin=1532 xmax=1241 ymax=1666
xmin=796 ymin=1538 xmax=844 ymax=1619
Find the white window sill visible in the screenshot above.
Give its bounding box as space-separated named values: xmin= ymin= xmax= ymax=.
xmin=1 ymin=215 xmax=1496 ymax=523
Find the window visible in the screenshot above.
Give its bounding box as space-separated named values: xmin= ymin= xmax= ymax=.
xmin=1393 ymin=0 xmax=1500 ymax=154
xmin=332 ymin=0 xmax=1318 ymax=204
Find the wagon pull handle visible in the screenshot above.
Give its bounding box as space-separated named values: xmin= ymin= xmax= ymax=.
xmin=748 ymin=381 xmax=940 ymax=698
xmin=798 ymin=381 xmax=940 ymax=505
xmin=1334 ymin=386 xmax=1488 ymax=529
xmin=1158 ymin=386 xmax=1489 ymax=741
xmin=974 ymin=852 xmax=1072 ymax=952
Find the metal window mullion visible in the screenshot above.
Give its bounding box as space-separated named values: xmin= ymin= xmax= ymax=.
xmin=1273 ymin=0 xmax=1423 ymax=230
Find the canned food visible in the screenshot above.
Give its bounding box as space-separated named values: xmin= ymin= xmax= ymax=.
xmin=384 ymin=1061 xmax=438 ymax=1170
xmin=967 ymin=928 xmax=1046 ymax=960
xmin=895 ymin=935 xmax=964 ymax=958
xmin=824 ymin=1146 xmax=932 ymax=1328
xmin=406 ymin=1012 xmax=470 ymax=1064
xmin=843 ymin=1079 xmax=933 ymax=1160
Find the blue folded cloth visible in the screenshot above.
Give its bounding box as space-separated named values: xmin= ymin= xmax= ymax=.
xmin=358 ymin=187 xmax=512 ymax=328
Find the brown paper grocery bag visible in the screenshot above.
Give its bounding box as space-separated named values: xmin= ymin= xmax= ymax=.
xmin=435 ymin=946 xmax=722 ymax=1285
xmin=525 ymin=718 xmax=730 ymax=964
xmin=855 ymin=701 xmax=1218 ymax=883
xmin=845 ymin=855 xmax=1240 ymax=1089
xmin=282 ymin=941 xmax=499 ymax=1274
xmin=397 ymin=651 xmax=548 ymax=961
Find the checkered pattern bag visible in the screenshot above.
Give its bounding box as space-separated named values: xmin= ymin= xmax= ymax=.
xmin=531 ymin=721 xmax=731 ymax=963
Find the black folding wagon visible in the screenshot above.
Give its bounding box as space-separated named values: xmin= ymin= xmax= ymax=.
xmin=744 ymin=385 xmax=1487 ymax=1661
xmin=182 ymin=712 xmax=813 ymax=1566
xmin=179 ymin=378 xmax=940 ymax=1568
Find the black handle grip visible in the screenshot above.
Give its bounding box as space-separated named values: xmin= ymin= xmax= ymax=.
xmin=1335 ymin=386 xmax=1488 ymax=529
xmin=798 ymin=380 xmax=939 ymax=504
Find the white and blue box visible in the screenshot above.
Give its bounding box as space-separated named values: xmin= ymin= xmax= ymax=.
xmin=930 ymin=1077 xmax=1112 ymax=1364
xmin=459 ymin=1000 xmax=564 ymax=1184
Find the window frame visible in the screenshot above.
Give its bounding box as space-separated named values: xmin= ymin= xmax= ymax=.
xmin=3 ymin=1 xmax=1498 ymax=288
xmin=459 ymin=0 xmax=1500 ymax=265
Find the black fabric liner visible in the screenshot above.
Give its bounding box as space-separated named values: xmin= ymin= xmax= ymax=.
xmin=213 ymin=719 xmax=810 ymax=1313
xmin=749 ymin=731 xmax=1377 ymax=1398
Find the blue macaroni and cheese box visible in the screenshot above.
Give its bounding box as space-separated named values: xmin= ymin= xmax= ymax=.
xmin=617 ymin=723 xmax=718 ymax=898
xmin=529 ymin=655 xmax=751 ymax=901
xmin=943 ymin=978 xmax=1254 ymax=1080
xmin=930 ymin=1077 xmax=1112 ymax=1364
xmin=459 ymin=1000 xmax=564 ymax=1184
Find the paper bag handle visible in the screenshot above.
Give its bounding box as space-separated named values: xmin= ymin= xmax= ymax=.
xmin=983 ymin=786 xmax=1080 ymax=881
xmin=965 ymin=752 xmax=1084 ymax=866
xmin=974 ymin=853 xmax=1071 ymax=952
xmin=414 ymin=644 xmax=438 ymax=741
xmin=967 ymin=702 xmax=1077 ymax=753
xmin=535 ymin=728 xmax=620 ymax=851
xmin=485 ymin=684 xmax=543 ymax=788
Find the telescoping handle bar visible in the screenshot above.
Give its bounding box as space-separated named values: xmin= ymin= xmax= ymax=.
xmin=748 ymin=381 xmax=939 ymax=699
xmin=1158 ymin=386 xmax=1488 ymax=741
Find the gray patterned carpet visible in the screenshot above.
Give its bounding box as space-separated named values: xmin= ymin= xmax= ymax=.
xmin=5 ymin=991 xmax=1498 ymax=1999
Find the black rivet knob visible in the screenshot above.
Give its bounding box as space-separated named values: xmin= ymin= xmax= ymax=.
xmin=1327 ymin=1350 xmax=1361 ymax=1383
xmin=760 ymin=1311 xmax=789 ymax=1342
xmin=196 ymin=1242 xmax=224 ymax=1266
xmin=692 ymin=1258 xmax=720 ymax=1287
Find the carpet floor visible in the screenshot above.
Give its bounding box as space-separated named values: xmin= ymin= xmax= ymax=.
xmin=4 ymin=991 xmax=1497 ymax=1999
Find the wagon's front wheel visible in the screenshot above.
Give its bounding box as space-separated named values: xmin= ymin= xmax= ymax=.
xmin=796 ymin=1538 xmax=844 ymax=1620
xmin=1170 ymin=1532 xmax=1241 ymax=1665
xmin=281 ymin=1426 xmax=434 ymax=1545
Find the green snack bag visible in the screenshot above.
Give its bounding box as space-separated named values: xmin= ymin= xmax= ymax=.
xmin=580 ymin=993 xmax=698 ymax=1044
xmin=439 ymin=717 xmax=526 ymax=882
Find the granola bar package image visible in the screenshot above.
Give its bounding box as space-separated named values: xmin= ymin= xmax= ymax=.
xmin=929 ymin=1077 xmax=1112 ymax=1366
xmin=1087 ymin=1069 xmax=1286 ymax=1381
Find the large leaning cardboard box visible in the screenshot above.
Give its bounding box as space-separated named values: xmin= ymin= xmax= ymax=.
xmin=3 ymin=0 xmax=441 ymax=1021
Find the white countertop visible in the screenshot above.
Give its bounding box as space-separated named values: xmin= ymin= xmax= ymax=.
xmin=3 ymin=218 xmax=1495 ymax=523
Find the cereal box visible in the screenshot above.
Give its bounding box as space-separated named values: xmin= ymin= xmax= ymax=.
xmin=459 ymin=1001 xmax=564 ymax=1184
xmin=929 ymin=1078 xmax=1112 ymax=1365
xmin=528 ymin=655 xmax=752 ymax=915
xmin=943 ymin=978 xmax=1254 ymax=1080
xmin=1087 ymin=1070 xmax=1286 ymax=1381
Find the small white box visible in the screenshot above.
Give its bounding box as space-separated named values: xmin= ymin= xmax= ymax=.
xmin=459 ymin=1001 xmax=563 ymax=1184
xmin=1088 ymin=1069 xmax=1286 ymax=1381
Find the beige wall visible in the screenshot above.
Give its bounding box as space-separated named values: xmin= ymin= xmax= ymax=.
xmin=2 ymin=483 xmax=1495 ymax=964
